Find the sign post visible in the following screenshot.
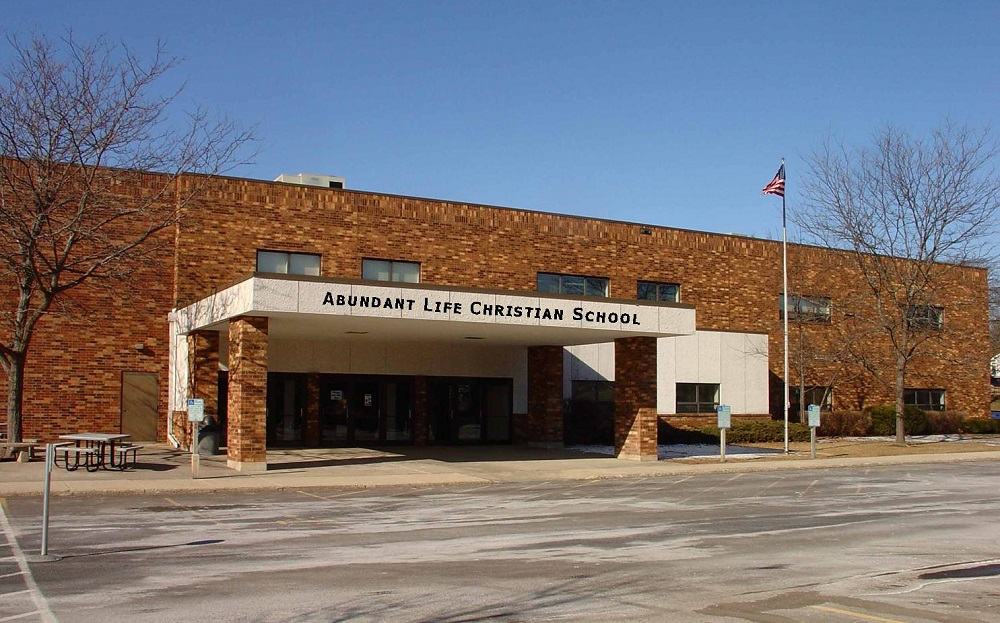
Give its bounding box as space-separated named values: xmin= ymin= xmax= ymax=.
xmin=807 ymin=404 xmax=821 ymax=459
xmin=187 ymin=398 xmax=205 ymax=478
xmin=716 ymin=405 xmax=732 ymax=463
xmin=41 ymin=443 xmax=53 ymax=556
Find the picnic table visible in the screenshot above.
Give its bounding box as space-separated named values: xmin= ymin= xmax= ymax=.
xmin=57 ymin=433 xmax=137 ymax=471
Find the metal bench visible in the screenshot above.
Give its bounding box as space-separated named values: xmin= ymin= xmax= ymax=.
xmin=56 ymin=444 xmax=101 ymax=472
xmin=0 ymin=439 xmax=40 ymax=462
xmin=113 ymin=444 xmax=143 ymax=470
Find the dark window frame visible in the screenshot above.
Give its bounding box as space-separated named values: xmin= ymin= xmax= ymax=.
xmin=904 ymin=388 xmax=946 ymax=411
xmin=637 ymin=281 xmax=681 ymax=303
xmin=256 ymin=250 xmax=321 ymax=276
xmin=780 ymin=294 xmax=832 ymax=323
xmin=907 ymin=305 xmax=944 ymax=330
xmin=790 ymin=386 xmax=834 ymax=412
xmin=537 ymin=272 xmax=609 ymax=298
xmin=361 ymin=258 xmax=421 ymax=283
xmin=676 ymin=382 xmax=721 ymax=414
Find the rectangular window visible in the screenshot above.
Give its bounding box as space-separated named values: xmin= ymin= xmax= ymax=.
xmin=637 ymin=281 xmax=680 ymax=302
xmin=571 ymin=380 xmax=615 ymax=404
xmin=907 ymin=306 xmax=943 ymax=330
xmin=790 ymin=386 xmax=833 ymax=412
xmin=676 ymin=383 xmax=720 ymax=414
xmin=904 ymin=388 xmax=945 ymax=411
xmin=256 ymin=250 xmax=321 ymax=276
xmin=780 ymin=294 xmax=832 ymax=323
xmin=537 ymin=272 xmax=609 ymax=297
xmin=362 ymin=259 xmax=420 ymax=283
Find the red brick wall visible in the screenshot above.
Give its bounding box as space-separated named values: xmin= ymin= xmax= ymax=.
xmin=2 ymin=171 xmax=991 ymax=445
xmin=179 ymin=177 xmax=989 ymax=419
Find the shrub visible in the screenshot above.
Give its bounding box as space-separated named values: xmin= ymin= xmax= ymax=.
xmin=925 ymin=411 xmax=966 ymax=435
xmin=867 ymin=405 xmax=929 ymax=436
xmin=962 ymin=418 xmax=1000 ymax=434
xmin=817 ymin=411 xmax=870 ymax=437
xmin=658 ymin=421 xmax=719 ymax=444
xmin=696 ymin=420 xmax=810 ymax=443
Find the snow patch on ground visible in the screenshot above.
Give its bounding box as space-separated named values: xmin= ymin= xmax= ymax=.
xmin=567 ymin=444 xmax=783 ymax=461
xmin=822 ymin=434 xmax=999 ymax=444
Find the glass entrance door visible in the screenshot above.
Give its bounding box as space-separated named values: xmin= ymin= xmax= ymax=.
xmin=267 ymin=373 xmax=305 ymax=446
xmin=319 ymin=376 xmax=412 ymax=445
xmin=428 ymin=379 xmax=512 ymax=444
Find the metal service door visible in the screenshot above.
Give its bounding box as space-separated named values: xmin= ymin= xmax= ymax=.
xmin=121 ymin=372 xmax=158 ymax=440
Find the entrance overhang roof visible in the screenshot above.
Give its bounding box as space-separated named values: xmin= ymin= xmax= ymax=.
xmin=170 ymin=275 xmax=696 ymax=347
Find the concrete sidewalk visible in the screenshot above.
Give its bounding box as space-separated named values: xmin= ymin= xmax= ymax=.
xmin=2 ymin=441 xmax=1000 ymax=497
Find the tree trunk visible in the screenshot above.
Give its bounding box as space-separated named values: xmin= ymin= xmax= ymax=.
xmin=5 ymin=354 xmax=25 ymax=443
xmin=895 ymin=352 xmax=906 ymax=445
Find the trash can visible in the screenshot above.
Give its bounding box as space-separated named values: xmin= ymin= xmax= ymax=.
xmin=197 ymin=416 xmax=221 ymax=456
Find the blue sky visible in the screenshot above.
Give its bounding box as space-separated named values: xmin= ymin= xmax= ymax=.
xmin=5 ymin=1 xmax=999 ymax=239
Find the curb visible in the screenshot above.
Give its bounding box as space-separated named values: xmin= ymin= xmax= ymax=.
xmin=2 ymin=450 xmax=997 ymax=498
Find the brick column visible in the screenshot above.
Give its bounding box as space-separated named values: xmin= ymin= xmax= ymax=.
xmin=615 ymin=337 xmax=658 ymax=461
xmin=412 ymin=376 xmax=428 ymax=446
xmin=527 ymin=345 xmax=564 ymax=448
xmin=303 ymin=373 xmax=320 ymax=447
xmin=227 ymin=316 xmax=268 ymax=472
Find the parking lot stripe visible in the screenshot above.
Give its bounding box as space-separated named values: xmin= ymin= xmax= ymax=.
xmin=0 ymin=611 xmax=44 ymax=622
xmin=0 ymin=501 xmax=55 ymax=623
xmin=809 ymin=604 xmax=908 ymax=622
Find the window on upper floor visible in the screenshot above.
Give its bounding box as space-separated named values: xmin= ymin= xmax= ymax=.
xmin=361 ymin=258 xmax=420 ymax=283
xmin=907 ymin=305 xmax=944 ymax=330
xmin=256 ymin=250 xmax=321 ymax=276
xmin=780 ymin=294 xmax=832 ymax=323
xmin=676 ymin=383 xmax=720 ymax=414
xmin=537 ymin=273 xmax=609 ymax=297
xmin=904 ymin=388 xmax=945 ymax=411
xmin=637 ymin=281 xmax=680 ymax=303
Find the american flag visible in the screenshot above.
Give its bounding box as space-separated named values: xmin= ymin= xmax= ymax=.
xmin=762 ymin=164 xmax=785 ymax=197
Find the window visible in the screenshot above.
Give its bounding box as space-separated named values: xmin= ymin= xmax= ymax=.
xmin=790 ymin=386 xmax=833 ymax=413
xmin=537 ymin=273 xmax=609 ymax=297
xmin=637 ymin=281 xmax=680 ymax=302
xmin=676 ymin=383 xmax=720 ymax=413
xmin=907 ymin=305 xmax=943 ymax=330
xmin=904 ymin=389 xmax=945 ymax=411
xmin=256 ymin=250 xmax=321 ymax=276
xmin=572 ymin=380 xmax=615 ymax=404
xmin=780 ymin=294 xmax=832 ymax=323
xmin=362 ymin=259 xmax=420 ymax=283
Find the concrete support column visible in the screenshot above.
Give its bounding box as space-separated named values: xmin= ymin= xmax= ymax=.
xmin=227 ymin=316 xmax=268 ymax=472
xmin=411 ymin=376 xmax=428 ymax=446
xmin=615 ymin=337 xmax=658 ymax=461
xmin=303 ymin=373 xmax=320 ymax=447
xmin=527 ymin=345 xmax=564 ymax=448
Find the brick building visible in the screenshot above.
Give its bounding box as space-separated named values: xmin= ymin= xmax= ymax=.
xmin=4 ymin=170 xmax=992 ymax=470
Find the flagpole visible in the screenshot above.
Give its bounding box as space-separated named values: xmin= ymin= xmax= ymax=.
xmin=781 ymin=158 xmax=789 ymax=454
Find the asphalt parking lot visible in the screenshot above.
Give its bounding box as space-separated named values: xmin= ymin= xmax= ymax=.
xmin=2 ymin=461 xmax=999 ymax=622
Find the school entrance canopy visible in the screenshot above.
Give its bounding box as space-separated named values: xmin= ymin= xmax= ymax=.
xmin=169 ymin=274 xmax=696 ymax=471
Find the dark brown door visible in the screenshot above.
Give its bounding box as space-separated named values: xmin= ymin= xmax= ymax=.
xmin=122 ymin=372 xmax=158 ymax=440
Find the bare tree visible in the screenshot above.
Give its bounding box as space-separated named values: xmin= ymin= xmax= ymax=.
xmin=797 ymin=124 xmax=1000 ymax=444
xmin=0 ymin=32 xmax=253 ymax=443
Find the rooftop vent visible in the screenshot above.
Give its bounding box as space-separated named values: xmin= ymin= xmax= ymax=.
xmin=274 ymin=173 xmax=345 ymax=189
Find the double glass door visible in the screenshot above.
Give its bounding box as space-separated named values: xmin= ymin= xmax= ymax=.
xmin=319 ymin=376 xmax=411 ymax=445
xmin=428 ymin=379 xmax=511 ymax=443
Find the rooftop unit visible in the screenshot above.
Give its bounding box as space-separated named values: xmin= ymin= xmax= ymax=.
xmin=274 ymin=173 xmax=345 ymax=189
